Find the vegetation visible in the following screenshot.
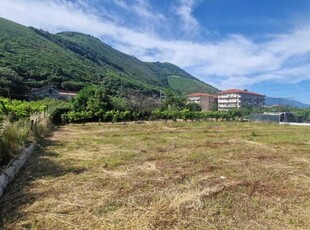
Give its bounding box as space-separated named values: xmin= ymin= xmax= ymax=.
xmin=168 ymin=75 xmax=219 ymax=95
xmin=44 ymin=87 xmax=310 ymax=125
xmin=289 ymin=108 xmax=310 ymax=122
xmin=1 ymin=91 xmax=308 ymax=167
xmin=0 ymin=97 xmax=46 ymax=119
xmin=0 ymin=67 xmax=27 ymax=99
xmin=0 ymin=98 xmax=55 ymax=166
xmin=0 ymin=17 xmax=218 ymax=99
xmin=43 ymin=87 xmax=246 ymax=124
xmin=1 ymin=122 xmax=310 ymax=229
xmin=0 ymin=114 xmax=50 ymax=166
xmin=0 ymin=87 xmax=247 ymax=167
xmin=2 ymin=15 xmax=310 ymax=230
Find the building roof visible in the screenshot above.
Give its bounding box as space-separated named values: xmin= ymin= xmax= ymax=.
xmin=217 ymin=89 xmax=264 ymax=96
xmin=59 ymin=91 xmax=78 ymax=96
xmin=187 ymin=93 xmax=217 ymax=98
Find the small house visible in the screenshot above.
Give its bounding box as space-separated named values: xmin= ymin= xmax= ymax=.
xmin=30 ymin=86 xmax=77 ymax=101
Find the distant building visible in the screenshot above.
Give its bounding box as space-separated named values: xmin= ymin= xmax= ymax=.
xmin=58 ymin=90 xmax=78 ymax=100
xmin=186 ymin=93 xmax=217 ymax=111
xmin=217 ymin=89 xmax=265 ymax=111
xmin=30 ymin=86 xmax=77 ymax=101
xmin=249 ymin=112 xmax=304 ymax=123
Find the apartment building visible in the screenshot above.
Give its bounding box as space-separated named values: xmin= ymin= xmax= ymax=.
xmin=186 ymin=93 xmax=218 ymax=111
xmin=217 ymin=89 xmax=265 ymax=111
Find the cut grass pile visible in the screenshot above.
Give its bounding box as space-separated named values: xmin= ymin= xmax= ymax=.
xmin=1 ymin=121 xmax=310 ymax=229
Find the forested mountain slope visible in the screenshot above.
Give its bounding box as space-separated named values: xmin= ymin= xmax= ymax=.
xmin=0 ymin=17 xmax=218 ymax=98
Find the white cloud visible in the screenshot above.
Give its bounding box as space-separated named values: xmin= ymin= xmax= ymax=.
xmin=1 ymin=0 xmax=310 ymax=92
xmin=264 ymin=27 xmax=310 ymax=58
xmin=115 ymin=0 xmax=165 ymax=20
xmin=174 ymin=0 xmax=200 ymax=34
xmin=113 ymin=0 xmax=167 ymax=33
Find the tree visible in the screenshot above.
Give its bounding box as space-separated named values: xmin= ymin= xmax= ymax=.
xmin=47 ymin=75 xmax=64 ymax=88
xmin=210 ymin=103 xmax=218 ymax=111
xmin=72 ymin=86 xmax=111 ymax=116
xmin=110 ymin=96 xmax=129 ymax=111
xmin=127 ymin=92 xmax=160 ymax=112
xmin=185 ymin=102 xmax=202 ymax=112
xmin=0 ymin=67 xmax=27 ymax=99
xmin=161 ymin=90 xmax=186 ymax=110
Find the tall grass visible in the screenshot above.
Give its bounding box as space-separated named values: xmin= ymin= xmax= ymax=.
xmin=0 ymin=113 xmax=51 ymax=166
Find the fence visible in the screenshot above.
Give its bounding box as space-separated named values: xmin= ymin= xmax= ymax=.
xmin=249 ymin=112 xmax=305 ymax=123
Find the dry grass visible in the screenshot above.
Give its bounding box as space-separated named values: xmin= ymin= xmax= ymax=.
xmin=1 ymin=121 xmax=310 ymax=229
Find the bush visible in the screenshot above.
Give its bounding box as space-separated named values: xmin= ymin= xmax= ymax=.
xmin=49 ymin=103 xmax=73 ymax=125
xmin=66 ymin=111 xmax=92 ymax=123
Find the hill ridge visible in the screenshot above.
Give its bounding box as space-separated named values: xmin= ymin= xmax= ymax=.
xmin=0 ymin=17 xmax=218 ymax=99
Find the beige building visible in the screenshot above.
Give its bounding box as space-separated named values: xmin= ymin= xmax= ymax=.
xmin=217 ymin=89 xmax=265 ymax=111
xmin=186 ymin=93 xmax=217 ymax=111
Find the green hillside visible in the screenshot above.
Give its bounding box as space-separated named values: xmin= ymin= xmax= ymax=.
xmin=57 ymin=32 xmax=164 ymax=86
xmin=0 ymin=19 xmax=99 ymax=81
xmin=0 ymin=17 xmax=218 ymax=98
xmin=168 ymin=75 xmax=219 ymax=95
xmin=146 ymin=62 xmax=218 ymax=95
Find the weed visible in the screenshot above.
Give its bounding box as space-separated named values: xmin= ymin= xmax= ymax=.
xmin=251 ymin=131 xmax=259 ymax=137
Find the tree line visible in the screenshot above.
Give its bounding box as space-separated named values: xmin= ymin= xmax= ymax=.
xmin=50 ymin=86 xmax=251 ymax=124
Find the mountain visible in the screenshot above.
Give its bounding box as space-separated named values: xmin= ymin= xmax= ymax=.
xmin=265 ymin=97 xmax=310 ymax=109
xmin=0 ymin=17 xmax=218 ymax=99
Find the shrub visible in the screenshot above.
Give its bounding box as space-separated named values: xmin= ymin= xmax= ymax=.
xmin=66 ymin=111 xmax=92 ymax=123
xmin=49 ymin=104 xmax=73 ymax=125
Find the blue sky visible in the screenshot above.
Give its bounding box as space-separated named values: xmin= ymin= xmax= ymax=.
xmin=1 ymin=0 xmax=310 ymax=104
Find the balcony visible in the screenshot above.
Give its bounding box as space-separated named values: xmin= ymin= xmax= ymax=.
xmin=218 ymin=104 xmax=238 ymax=108
xmin=218 ymin=100 xmax=239 ymax=103
xmin=218 ymin=96 xmax=238 ymax=99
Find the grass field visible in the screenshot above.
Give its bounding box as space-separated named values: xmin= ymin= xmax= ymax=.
xmin=1 ymin=121 xmax=310 ymax=229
